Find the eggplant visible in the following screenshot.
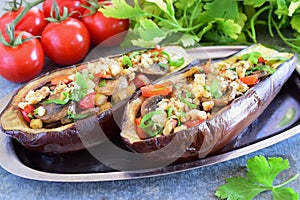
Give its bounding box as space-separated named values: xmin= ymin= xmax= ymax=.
xmin=0 ymin=46 xmax=192 ymax=154
xmin=120 ymin=44 xmax=297 ymax=163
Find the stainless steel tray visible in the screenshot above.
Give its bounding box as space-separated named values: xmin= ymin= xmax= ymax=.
xmin=0 ymin=46 xmax=299 ymax=182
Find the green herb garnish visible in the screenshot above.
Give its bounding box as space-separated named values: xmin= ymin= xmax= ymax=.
xmin=215 ymin=156 xmax=299 ymax=200
xmin=241 ymin=52 xmax=262 ymax=65
xmin=45 ymin=92 xmax=70 ymax=105
xmin=209 ymin=79 xmax=222 ymax=99
xmin=178 ymin=93 xmax=197 ymax=109
xmin=245 ymin=65 xmax=276 ymax=76
xmin=71 ymin=72 xmax=88 ymax=101
xmin=161 ymin=51 xmax=184 ymax=68
xmin=98 ymin=79 xmax=106 ymax=87
xmin=139 ymin=110 xmax=164 ymax=137
xmin=122 ymin=55 xmax=133 ymax=68
xmin=66 ymin=111 xmax=89 ymax=120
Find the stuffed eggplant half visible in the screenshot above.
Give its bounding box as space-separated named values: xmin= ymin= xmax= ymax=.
xmin=0 ymin=46 xmax=189 ymax=154
xmin=121 ymin=44 xmax=297 ymax=162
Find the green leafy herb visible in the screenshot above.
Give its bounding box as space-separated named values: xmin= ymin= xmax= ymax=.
xmin=177 ymin=93 xmax=197 ymax=109
xmin=139 ymin=110 xmax=164 ymax=137
xmin=241 ymin=52 xmax=262 ymax=65
xmin=209 ymin=79 xmax=222 ymax=99
xmin=167 ymin=107 xmax=173 ymax=118
xmin=215 ymin=155 xmax=299 ymax=200
xmin=265 ymin=56 xmax=289 ymax=65
xmin=161 ymin=51 xmax=185 ymax=68
xmin=122 ymin=55 xmax=133 ymax=68
xmin=98 ymin=79 xmax=106 ymax=87
xmin=245 ymin=65 xmax=276 ymax=76
xmin=99 ymin=0 xmax=242 ymax=48
xmin=71 ymin=72 xmax=88 ymax=101
xmin=33 ymin=108 xmax=39 ymax=116
xmin=27 ymin=113 xmax=33 ymax=119
xmin=66 ymin=111 xmax=89 ymax=120
xmin=44 ymin=92 xmax=70 ymax=105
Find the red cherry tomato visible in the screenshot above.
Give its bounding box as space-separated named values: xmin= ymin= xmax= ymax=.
xmin=0 ymin=31 xmax=44 ymax=83
xmin=41 ymin=17 xmax=90 ymax=65
xmin=81 ymin=4 xmax=129 ymax=46
xmin=43 ymin=0 xmax=88 ymax=19
xmin=0 ymin=7 xmax=48 ymax=36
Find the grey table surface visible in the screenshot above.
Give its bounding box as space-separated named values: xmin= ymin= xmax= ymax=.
xmin=0 ymin=2 xmax=300 ymax=200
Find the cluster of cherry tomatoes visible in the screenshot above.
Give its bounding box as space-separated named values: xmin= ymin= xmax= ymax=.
xmin=0 ymin=0 xmax=129 ymax=83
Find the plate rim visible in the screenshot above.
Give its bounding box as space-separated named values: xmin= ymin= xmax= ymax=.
xmin=0 ymin=45 xmax=299 ymax=182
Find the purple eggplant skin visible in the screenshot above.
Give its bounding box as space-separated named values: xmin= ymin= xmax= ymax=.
xmin=0 ymin=64 xmax=114 ymax=154
xmin=0 ymin=49 xmax=197 ymax=154
xmin=121 ymin=47 xmax=298 ymax=162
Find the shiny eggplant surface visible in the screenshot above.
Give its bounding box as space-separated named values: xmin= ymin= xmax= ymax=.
xmin=120 ymin=44 xmax=297 ymax=162
xmin=0 ymin=46 xmax=191 ymax=154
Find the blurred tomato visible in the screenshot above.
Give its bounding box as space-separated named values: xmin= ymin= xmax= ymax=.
xmin=81 ymin=3 xmax=129 ymax=46
xmin=41 ymin=17 xmax=90 ymax=65
xmin=0 ymin=32 xmax=44 ymax=83
xmin=0 ymin=7 xmax=48 ymax=36
xmin=43 ymin=0 xmax=88 ymax=19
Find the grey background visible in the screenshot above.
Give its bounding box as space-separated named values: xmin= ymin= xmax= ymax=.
xmin=0 ymin=1 xmax=299 ymax=200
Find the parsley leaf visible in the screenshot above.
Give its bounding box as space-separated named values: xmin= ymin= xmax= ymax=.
xmin=215 ymin=156 xmax=299 ymax=200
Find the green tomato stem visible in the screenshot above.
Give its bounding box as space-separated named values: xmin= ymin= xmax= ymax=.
xmin=5 ymin=0 xmax=44 ymax=46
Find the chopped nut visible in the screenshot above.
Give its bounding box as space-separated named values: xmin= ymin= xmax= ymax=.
xmin=202 ymin=101 xmax=214 ymax=111
xmin=30 ymin=119 xmax=43 ymax=129
xmin=94 ymin=93 xmax=107 ymax=106
xmin=99 ymin=102 xmax=112 ymax=112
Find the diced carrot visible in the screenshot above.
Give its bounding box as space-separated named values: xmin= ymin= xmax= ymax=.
xmin=94 ymin=72 xmax=112 ymax=79
xmin=141 ymin=82 xmax=173 ymax=97
xmin=240 ymin=74 xmax=259 ymax=86
xmin=51 ymin=75 xmax=71 ymax=85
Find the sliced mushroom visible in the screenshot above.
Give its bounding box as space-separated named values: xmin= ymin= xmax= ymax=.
xmin=140 ymin=95 xmax=164 ymax=117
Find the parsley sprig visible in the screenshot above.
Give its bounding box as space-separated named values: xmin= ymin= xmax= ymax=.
xmin=215 ymin=156 xmax=299 ymax=200
xmin=100 ymin=0 xmax=300 ymax=53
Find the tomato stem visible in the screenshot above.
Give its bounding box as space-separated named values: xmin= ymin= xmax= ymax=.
xmin=0 ymin=0 xmax=44 ymax=46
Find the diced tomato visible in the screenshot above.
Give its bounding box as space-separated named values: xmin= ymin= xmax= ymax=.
xmin=51 ymin=75 xmax=71 ymax=85
xmin=132 ymin=74 xmax=151 ymax=89
xmin=134 ymin=117 xmax=148 ymax=139
xmin=79 ymin=92 xmax=96 ymax=109
xmin=149 ymin=45 xmax=163 ymax=57
xmin=185 ymin=119 xmax=204 ymax=128
xmin=141 ymin=82 xmax=173 ymax=97
xmin=258 ymin=57 xmax=266 ymax=63
xmin=20 ymin=104 xmax=35 ymax=123
xmin=94 ymin=72 xmax=112 ymax=79
xmin=240 ymin=74 xmax=259 ymax=86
